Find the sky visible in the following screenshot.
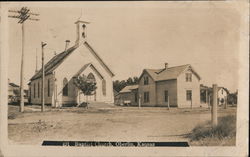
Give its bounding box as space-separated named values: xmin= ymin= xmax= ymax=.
xmin=8 ymin=2 xmax=241 ymax=92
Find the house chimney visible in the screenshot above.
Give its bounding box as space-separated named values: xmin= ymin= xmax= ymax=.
xmin=65 ymin=40 xmax=70 ymax=50
xmin=75 ymin=19 xmax=89 ymax=46
xmin=165 ymin=63 xmax=168 ymax=69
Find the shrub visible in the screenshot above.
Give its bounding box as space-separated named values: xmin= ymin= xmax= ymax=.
xmin=79 ymin=102 xmax=89 ymax=108
xmin=189 ymin=115 xmax=236 ymax=141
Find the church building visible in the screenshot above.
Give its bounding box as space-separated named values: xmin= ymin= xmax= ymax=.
xmin=29 ymin=18 xmax=115 ymax=107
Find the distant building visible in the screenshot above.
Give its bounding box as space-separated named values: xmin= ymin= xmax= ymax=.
xmin=115 ymin=85 xmax=138 ymax=106
xmin=116 ymin=63 xmax=203 ymax=108
xmin=28 ymin=18 xmax=114 ymax=107
xmin=8 ymin=80 xmax=20 ymax=103
xmin=200 ymin=84 xmax=230 ymax=107
xmin=217 ymin=87 xmax=229 ymax=106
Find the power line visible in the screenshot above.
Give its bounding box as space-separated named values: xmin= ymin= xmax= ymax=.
xmin=8 ymin=7 xmax=40 ymax=112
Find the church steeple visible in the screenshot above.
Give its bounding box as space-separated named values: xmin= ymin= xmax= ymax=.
xmin=75 ymin=16 xmax=89 ymax=46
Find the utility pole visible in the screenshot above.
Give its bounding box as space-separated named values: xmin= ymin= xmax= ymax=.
xmin=206 ymin=88 xmax=208 ymax=108
xmin=224 ymin=96 xmax=227 ymax=109
xmin=212 ymin=84 xmax=218 ymax=127
xmin=8 ymin=7 xmax=39 ymax=112
xmin=41 ymin=42 xmax=47 ymax=112
xmin=35 ymin=48 xmax=38 ymax=73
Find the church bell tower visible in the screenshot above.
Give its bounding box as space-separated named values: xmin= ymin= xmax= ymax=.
xmin=75 ymin=18 xmax=89 ymax=46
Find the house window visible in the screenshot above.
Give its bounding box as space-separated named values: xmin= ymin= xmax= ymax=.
xmin=164 ymin=90 xmax=168 ymax=102
xmin=144 ymin=76 xmax=149 ymax=85
xmin=48 ymin=79 xmax=50 ymax=97
xmin=63 ymin=78 xmax=68 ymax=96
xmin=102 ymin=79 xmax=106 ymax=96
xmin=144 ymin=92 xmax=150 ymax=103
xmin=38 ymin=82 xmax=40 ymax=98
xmin=186 ymin=73 xmax=192 ymax=82
xmin=186 ymin=90 xmax=192 ymax=101
xmin=135 ymin=93 xmax=138 ymax=103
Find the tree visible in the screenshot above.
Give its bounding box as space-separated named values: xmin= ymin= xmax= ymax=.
xmin=133 ymin=77 xmax=139 ymax=84
xmin=113 ymin=76 xmax=140 ymax=92
xmin=126 ymin=77 xmax=133 ymax=85
xmin=73 ymin=74 xmax=97 ymax=108
xmin=227 ymin=92 xmax=238 ymax=105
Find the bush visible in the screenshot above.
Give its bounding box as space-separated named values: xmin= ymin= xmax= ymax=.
xmin=79 ymin=102 xmax=89 ymax=108
xmin=189 ymin=115 xmax=236 ymax=141
xmin=62 ymin=103 xmax=78 ymax=107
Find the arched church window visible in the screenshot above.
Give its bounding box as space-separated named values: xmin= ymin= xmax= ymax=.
xmin=63 ymin=78 xmax=68 ymax=96
xmin=102 ymin=79 xmax=106 ymax=96
xmin=87 ymin=73 xmax=96 ymax=83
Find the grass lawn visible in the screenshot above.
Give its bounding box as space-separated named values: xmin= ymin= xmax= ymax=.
xmin=8 ymin=104 xmax=236 ymax=146
xmin=187 ymin=115 xmax=236 ymax=146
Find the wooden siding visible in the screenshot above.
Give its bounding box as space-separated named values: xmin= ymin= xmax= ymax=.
xmin=115 ymin=91 xmax=138 ymax=106
xmin=30 ymin=74 xmax=54 ymax=105
xmin=138 ymin=72 xmax=157 ymax=106
xmin=177 ymin=68 xmax=201 ymax=108
xmin=156 ymin=79 xmax=177 ymax=107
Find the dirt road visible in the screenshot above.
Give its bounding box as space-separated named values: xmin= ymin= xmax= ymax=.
xmin=8 ymin=105 xmax=236 ymax=145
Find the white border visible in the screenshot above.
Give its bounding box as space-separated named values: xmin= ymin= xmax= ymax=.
xmin=0 ymin=1 xmax=249 ymax=156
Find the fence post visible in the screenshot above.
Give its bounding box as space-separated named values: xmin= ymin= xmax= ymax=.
xmin=224 ymin=96 xmax=227 ymax=109
xmin=167 ymin=95 xmax=170 ymax=110
xmin=212 ymin=84 xmax=218 ymax=127
xmin=208 ymin=95 xmax=210 ymax=109
xmin=138 ymin=94 xmax=141 ymax=109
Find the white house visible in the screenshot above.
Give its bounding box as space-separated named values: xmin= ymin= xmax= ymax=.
xmin=29 ymin=18 xmax=115 ymax=107
xmin=217 ymin=87 xmax=229 ymax=106
xmin=115 ymin=63 xmax=203 ymax=108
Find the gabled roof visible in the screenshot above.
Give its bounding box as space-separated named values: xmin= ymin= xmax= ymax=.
xmin=73 ymin=63 xmax=104 ymax=80
xmin=84 ymin=42 xmax=115 ymax=77
xmin=119 ymin=85 xmax=138 ymax=93
xmin=218 ymin=87 xmax=230 ymax=94
xmin=30 ymin=41 xmax=114 ymax=81
xmin=113 ymin=89 xmax=119 ymax=97
xmin=30 ymin=45 xmax=78 ymax=81
xmin=140 ymin=64 xmax=201 ymax=82
xmin=9 ymin=83 xmax=19 ymax=88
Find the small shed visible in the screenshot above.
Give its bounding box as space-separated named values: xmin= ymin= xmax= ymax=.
xmin=114 ymin=85 xmax=138 ymax=106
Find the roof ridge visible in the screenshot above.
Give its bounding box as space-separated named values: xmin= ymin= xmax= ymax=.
xmin=167 ymin=64 xmax=190 ymax=69
xmin=145 ymin=64 xmax=190 ymax=71
xmin=84 ymin=41 xmax=114 ymax=77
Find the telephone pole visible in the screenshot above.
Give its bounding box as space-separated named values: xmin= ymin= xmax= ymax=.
xmin=41 ymin=42 xmax=47 ymax=112
xmin=212 ymin=84 xmax=218 ymax=127
xmin=8 ymin=7 xmax=39 ymax=112
xmin=35 ymin=48 xmax=38 ymax=73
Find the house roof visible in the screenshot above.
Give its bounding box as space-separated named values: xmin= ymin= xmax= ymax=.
xmin=119 ymin=85 xmax=139 ymax=93
xmin=9 ymin=83 xmax=19 ymax=88
xmin=113 ymin=89 xmax=119 ymax=96
xmin=218 ymin=87 xmax=230 ymax=94
xmin=30 ymin=41 xmax=114 ymax=81
xmin=141 ymin=64 xmax=201 ymax=82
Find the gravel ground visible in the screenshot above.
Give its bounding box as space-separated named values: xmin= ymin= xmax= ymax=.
xmin=8 ymin=104 xmax=236 ymax=145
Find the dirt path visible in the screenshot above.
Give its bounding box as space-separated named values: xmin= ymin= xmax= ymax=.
xmin=8 ymin=105 xmax=236 ymax=145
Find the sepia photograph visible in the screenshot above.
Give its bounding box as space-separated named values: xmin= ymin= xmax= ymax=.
xmin=0 ymin=1 xmax=249 ymax=156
